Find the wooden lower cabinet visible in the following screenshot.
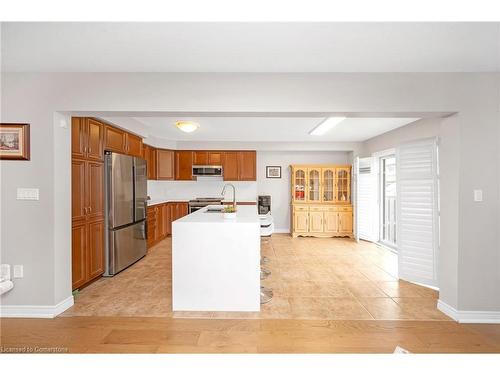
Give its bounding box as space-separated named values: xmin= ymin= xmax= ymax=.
xmin=71 ymin=222 xmax=87 ymax=290
xmin=291 ymin=205 xmax=353 ymax=238
xmin=309 ymin=211 xmax=324 ymax=233
xmin=147 ymin=202 xmax=188 ymax=249
xmin=71 ymin=219 xmax=104 ymax=290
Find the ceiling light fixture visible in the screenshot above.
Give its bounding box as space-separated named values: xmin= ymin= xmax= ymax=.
xmin=309 ymin=117 xmax=346 ymax=136
xmin=175 ymin=120 xmax=199 ymax=133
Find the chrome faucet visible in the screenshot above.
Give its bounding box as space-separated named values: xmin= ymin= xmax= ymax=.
xmin=221 ymin=183 xmax=236 ymax=207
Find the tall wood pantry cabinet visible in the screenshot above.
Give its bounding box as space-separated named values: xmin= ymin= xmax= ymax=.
xmin=290 ymin=164 xmax=353 ymax=238
xmin=71 ymin=118 xmax=105 ymax=290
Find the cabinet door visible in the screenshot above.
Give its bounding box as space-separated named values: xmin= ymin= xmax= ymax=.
xmin=87 ymin=161 xmax=104 ymax=221
xmin=193 ymin=151 xmax=208 ymax=165
xmin=208 ymin=152 xmax=222 ymax=165
xmin=294 ymin=211 xmax=309 ymax=232
xmin=309 ymin=211 xmax=324 ymax=233
xmin=178 ymin=202 xmax=189 ymax=218
xmin=157 ymin=149 xmax=175 ymax=180
xmin=308 ymin=168 xmax=321 ymax=203
xmin=223 ymin=152 xmax=239 ymax=181
xmin=175 ymin=151 xmax=193 ymax=180
xmin=322 ymin=168 xmax=335 ymax=202
xmin=144 ymin=145 xmax=157 ymax=180
xmin=335 ymin=167 xmax=351 ymax=203
xmin=86 ymin=118 xmax=104 ymax=161
xmin=104 ymin=126 xmax=127 ymax=153
xmin=71 ymin=117 xmax=86 ymax=159
xmin=161 ymin=204 xmax=169 ymax=237
xmin=167 ymin=203 xmax=175 ymax=234
xmin=238 ymin=151 xmax=256 ymax=181
xmin=324 ymin=211 xmax=339 ymax=233
xmin=126 ymin=133 xmax=143 ymax=157
xmin=71 ymin=222 xmax=87 ymax=290
xmin=292 ymin=167 xmax=307 ymax=203
xmin=72 ymin=159 xmax=86 ymax=222
xmin=338 ymin=211 xmax=353 ymax=233
xmin=87 ymin=220 xmax=105 ymax=280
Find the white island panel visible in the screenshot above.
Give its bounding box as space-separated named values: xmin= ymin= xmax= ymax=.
xmin=172 ymin=205 xmax=260 ymax=311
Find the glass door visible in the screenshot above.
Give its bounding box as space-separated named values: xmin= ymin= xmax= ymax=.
xmin=335 ymin=167 xmax=351 ymax=203
xmin=292 ymin=167 xmax=307 ymax=202
xmin=380 ymin=156 xmax=397 ymax=248
xmin=322 ymin=168 xmax=335 ymax=202
xmin=308 ymin=168 xmax=321 ymax=202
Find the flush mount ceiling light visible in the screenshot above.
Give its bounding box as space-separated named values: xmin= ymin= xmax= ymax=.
xmin=309 ymin=117 xmax=346 ymax=136
xmin=175 ymin=120 xmax=199 ymax=133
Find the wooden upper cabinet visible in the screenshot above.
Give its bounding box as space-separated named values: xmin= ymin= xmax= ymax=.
xmin=193 ymin=151 xmax=208 ymax=165
xmin=126 ymin=133 xmax=143 ymax=157
xmin=208 ymin=152 xmax=222 ymax=165
xmin=104 ymin=125 xmax=127 ymax=153
xmin=143 ymin=145 xmax=157 ymax=180
xmin=72 ymin=117 xmax=104 ymax=161
xmin=72 ymin=117 xmax=86 ymax=159
xmin=238 ymin=151 xmax=257 ymax=181
xmin=87 ymin=161 xmax=104 ymax=221
xmin=223 ymin=151 xmax=239 ymax=181
xmin=72 ymin=159 xmax=86 ymax=222
xmin=175 ymin=151 xmax=193 ymax=180
xmin=86 ymin=119 xmax=104 ymax=161
xmin=157 ymin=149 xmax=175 ymax=180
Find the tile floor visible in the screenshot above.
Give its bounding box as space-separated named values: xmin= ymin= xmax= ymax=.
xmin=63 ymin=234 xmax=450 ymax=321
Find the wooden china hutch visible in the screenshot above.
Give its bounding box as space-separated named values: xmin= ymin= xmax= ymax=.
xmin=290 ymin=164 xmax=353 ymax=238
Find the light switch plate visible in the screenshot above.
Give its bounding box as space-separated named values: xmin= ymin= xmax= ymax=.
xmin=16 ymin=188 xmax=39 ymax=200
xmin=474 ymin=189 xmax=483 ymax=202
xmin=13 ymin=265 xmax=23 ymax=278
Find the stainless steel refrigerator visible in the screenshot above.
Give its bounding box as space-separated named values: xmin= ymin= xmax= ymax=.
xmin=104 ymin=152 xmax=147 ymax=276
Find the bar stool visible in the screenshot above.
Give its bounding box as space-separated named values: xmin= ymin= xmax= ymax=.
xmin=260 ymin=267 xmax=271 ymax=280
xmin=260 ymin=286 xmax=274 ymax=304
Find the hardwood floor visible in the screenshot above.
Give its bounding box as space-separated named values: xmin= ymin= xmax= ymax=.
xmin=2 ymin=235 xmax=499 ymax=353
xmin=1 ymin=317 xmax=499 ymax=353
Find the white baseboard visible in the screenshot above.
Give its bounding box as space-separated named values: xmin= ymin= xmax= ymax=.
xmin=437 ymin=299 xmax=500 ymax=323
xmin=0 ymin=295 xmax=74 ymax=318
xmin=274 ymin=228 xmax=290 ymax=234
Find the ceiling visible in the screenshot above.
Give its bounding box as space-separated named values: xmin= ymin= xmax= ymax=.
xmin=117 ymin=116 xmax=420 ymax=142
xmin=2 ymin=22 xmax=498 ymax=72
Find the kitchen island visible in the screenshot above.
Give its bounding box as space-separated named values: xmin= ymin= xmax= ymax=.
xmin=172 ymin=205 xmax=261 ymax=312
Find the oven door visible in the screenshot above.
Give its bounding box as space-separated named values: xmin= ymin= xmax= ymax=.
xmin=189 ymin=205 xmax=204 ymax=214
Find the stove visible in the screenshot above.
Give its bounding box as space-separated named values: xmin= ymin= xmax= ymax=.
xmin=188 ymin=197 xmax=223 ymax=213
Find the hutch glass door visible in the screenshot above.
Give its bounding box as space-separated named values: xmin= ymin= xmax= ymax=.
xmin=293 ymin=168 xmax=307 ymax=202
xmin=335 ymin=167 xmax=351 ymax=203
xmin=322 ymin=168 xmax=335 ymax=202
xmin=308 ymin=168 xmax=321 ymax=202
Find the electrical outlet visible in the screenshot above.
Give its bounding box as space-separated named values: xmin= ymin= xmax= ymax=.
xmin=13 ymin=265 xmax=23 ymax=278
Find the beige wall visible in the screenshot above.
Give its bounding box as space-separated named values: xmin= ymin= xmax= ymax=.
xmin=1 ymin=72 xmax=498 ymax=315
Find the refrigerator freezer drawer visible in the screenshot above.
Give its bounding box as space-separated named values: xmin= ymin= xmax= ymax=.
xmin=106 ymin=221 xmax=147 ymax=275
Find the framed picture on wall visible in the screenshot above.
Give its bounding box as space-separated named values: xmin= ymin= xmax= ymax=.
xmin=0 ymin=123 xmax=30 ymax=160
xmin=266 ymin=166 xmax=281 ymax=179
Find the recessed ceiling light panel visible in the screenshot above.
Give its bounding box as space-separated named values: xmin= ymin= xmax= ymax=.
xmin=175 ymin=120 xmax=199 ymax=133
xmin=309 ymin=117 xmax=346 ymax=136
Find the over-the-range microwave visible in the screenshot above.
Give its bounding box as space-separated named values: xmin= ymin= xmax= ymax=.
xmin=192 ymin=165 xmax=223 ymax=177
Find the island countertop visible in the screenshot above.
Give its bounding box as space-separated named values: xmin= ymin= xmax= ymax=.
xmin=175 ymin=204 xmax=259 ymax=224
xmin=172 ymin=204 xmax=261 ymax=312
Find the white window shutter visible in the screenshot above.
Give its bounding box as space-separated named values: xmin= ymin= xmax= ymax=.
xmin=396 ymin=138 xmax=439 ymax=288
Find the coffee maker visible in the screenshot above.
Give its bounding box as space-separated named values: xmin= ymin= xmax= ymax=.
xmin=258 ymin=195 xmax=271 ymax=215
